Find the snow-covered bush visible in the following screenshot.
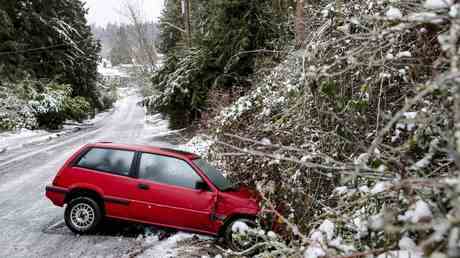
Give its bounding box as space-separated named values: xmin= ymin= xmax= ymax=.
xmin=215 ymin=52 xmax=301 ymax=128
xmin=63 ymin=96 xmax=92 ymax=122
xmin=0 ymin=95 xmax=37 ymax=131
xmin=207 ymin=0 xmax=460 ymax=257
xmin=28 ymin=82 xmax=76 ymax=129
xmin=0 ymin=80 xmax=39 ymax=131
xmin=0 ymin=80 xmax=93 ymax=130
xmin=29 ymin=83 xmax=70 ymax=115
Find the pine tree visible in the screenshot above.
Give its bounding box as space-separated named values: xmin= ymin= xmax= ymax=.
xmin=158 ymin=0 xmax=183 ymax=54
xmin=0 ymin=0 xmax=101 ymax=107
xmin=198 ymin=0 xmax=292 ymax=85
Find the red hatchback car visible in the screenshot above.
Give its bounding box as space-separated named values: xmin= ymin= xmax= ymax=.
xmin=45 ymin=142 xmax=260 ymax=248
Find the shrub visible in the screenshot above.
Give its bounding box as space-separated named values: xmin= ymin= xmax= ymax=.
xmin=63 ymin=96 xmax=92 ymax=122
xmin=98 ymin=83 xmax=118 ymax=111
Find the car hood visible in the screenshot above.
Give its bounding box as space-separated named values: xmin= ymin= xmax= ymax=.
xmin=223 ymin=185 xmax=260 ymax=201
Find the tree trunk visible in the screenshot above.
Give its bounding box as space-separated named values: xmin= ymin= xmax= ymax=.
xmin=125 ymin=2 xmax=158 ymax=69
xmin=183 ymin=0 xmax=192 ymax=48
xmin=295 ymin=0 xmax=305 ymax=48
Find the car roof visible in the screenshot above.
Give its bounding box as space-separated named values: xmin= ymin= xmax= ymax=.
xmin=87 ymin=142 xmax=200 ymax=160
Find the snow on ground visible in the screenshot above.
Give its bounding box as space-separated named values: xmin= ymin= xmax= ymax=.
xmin=138 ymin=233 xmax=195 ymax=258
xmin=98 ymin=64 xmax=128 ymax=78
xmin=80 ymin=109 xmax=112 ymax=125
xmin=0 ymin=128 xmax=63 ymax=152
xmin=137 ymin=232 xmax=214 ymax=258
xmin=0 ymin=128 xmax=49 ymax=149
xmin=0 ymin=105 xmax=113 ymax=152
xmin=139 ymin=113 xmax=182 ymax=146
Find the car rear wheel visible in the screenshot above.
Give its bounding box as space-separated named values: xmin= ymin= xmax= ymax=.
xmin=224 ymin=218 xmax=258 ymax=253
xmin=65 ymin=197 xmax=102 ymax=234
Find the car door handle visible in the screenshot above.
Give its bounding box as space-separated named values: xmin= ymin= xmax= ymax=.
xmin=138 ymin=183 xmax=150 ymax=190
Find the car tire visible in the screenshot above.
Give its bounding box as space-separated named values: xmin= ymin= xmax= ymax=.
xmin=65 ymin=197 xmax=102 ymax=234
xmin=224 ymin=218 xmax=258 ymax=253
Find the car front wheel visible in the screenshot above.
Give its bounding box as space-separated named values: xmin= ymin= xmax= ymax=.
xmin=224 ymin=218 xmax=258 ymax=253
xmin=65 ymin=197 xmax=102 ymax=234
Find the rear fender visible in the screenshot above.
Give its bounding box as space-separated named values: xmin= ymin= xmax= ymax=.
xmin=67 ymin=183 xmax=104 ymax=198
xmin=52 ymin=145 xmax=89 ymax=186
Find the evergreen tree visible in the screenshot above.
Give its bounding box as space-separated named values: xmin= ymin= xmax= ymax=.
xmin=202 ymin=0 xmax=292 ymax=83
xmin=0 ymin=0 xmax=101 ymax=107
xmin=158 ymin=0 xmax=183 ymax=54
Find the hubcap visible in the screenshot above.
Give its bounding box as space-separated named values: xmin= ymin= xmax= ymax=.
xmin=70 ymin=203 xmax=95 ymax=231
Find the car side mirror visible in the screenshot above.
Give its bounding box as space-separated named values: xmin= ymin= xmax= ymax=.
xmin=195 ymin=181 xmax=208 ymax=191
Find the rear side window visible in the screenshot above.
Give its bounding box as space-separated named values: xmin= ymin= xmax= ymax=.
xmin=138 ymin=153 xmax=202 ymax=189
xmin=76 ymin=148 xmax=134 ymax=176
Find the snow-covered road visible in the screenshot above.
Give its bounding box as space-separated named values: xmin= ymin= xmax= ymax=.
xmin=0 ymin=92 xmax=181 ymax=257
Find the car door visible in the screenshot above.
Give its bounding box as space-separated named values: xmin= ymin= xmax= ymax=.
xmin=71 ymin=147 xmax=138 ymax=219
xmin=131 ymin=152 xmax=216 ymax=232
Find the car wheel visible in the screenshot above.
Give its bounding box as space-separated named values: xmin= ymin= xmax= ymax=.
xmin=65 ymin=197 xmax=102 ymax=234
xmin=224 ymin=218 xmax=258 ymax=253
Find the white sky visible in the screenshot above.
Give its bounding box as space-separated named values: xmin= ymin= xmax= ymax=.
xmin=83 ymin=0 xmax=164 ymax=26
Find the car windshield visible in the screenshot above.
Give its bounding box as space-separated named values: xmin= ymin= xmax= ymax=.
xmin=193 ymin=159 xmax=235 ymax=191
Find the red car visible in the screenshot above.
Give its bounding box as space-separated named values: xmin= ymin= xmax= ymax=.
xmin=46 ymin=142 xmax=260 ymax=249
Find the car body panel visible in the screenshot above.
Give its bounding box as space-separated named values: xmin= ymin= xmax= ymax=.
xmin=130 ymin=178 xmax=216 ymax=231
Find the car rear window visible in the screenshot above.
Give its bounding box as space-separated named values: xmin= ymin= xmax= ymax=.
xmin=76 ymin=148 xmax=135 ymax=176
xmin=138 ymin=153 xmax=203 ymax=189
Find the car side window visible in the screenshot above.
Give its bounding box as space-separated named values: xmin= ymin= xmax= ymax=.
xmin=76 ymin=148 xmax=134 ymax=176
xmin=139 ymin=153 xmax=203 ymax=189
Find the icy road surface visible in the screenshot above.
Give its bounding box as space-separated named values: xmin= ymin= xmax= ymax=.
xmin=0 ymin=92 xmax=182 ymax=258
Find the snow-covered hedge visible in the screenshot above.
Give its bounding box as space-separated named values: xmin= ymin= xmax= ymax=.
xmin=0 ymin=80 xmax=93 ymax=130
xmin=207 ymin=0 xmax=460 ymax=257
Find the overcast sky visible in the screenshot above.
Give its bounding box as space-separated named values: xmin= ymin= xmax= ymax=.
xmin=83 ymin=0 xmax=164 ymax=26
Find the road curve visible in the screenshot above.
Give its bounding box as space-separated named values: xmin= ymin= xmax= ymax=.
xmin=0 ymin=93 xmax=171 ymax=258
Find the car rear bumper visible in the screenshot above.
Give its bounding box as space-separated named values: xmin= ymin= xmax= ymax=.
xmin=45 ymin=185 xmax=68 ymax=207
